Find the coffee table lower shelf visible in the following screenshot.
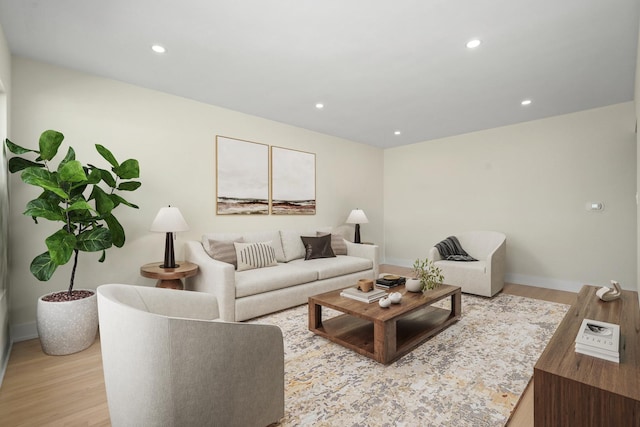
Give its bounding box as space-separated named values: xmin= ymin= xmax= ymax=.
xmin=309 ymin=285 xmax=461 ymax=364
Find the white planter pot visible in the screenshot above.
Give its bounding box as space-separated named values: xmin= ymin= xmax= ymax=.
xmin=36 ymin=289 xmax=98 ymax=356
xmin=405 ymin=278 xmax=423 ymax=292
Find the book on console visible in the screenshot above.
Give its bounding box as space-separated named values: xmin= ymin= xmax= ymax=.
xmin=340 ymin=287 xmax=386 ymax=303
xmin=574 ymin=318 xmax=620 ymax=353
xmin=575 ymin=342 xmax=620 ymax=362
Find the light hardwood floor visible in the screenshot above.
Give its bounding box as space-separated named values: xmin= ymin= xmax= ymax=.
xmin=0 ymin=266 xmax=576 ymax=426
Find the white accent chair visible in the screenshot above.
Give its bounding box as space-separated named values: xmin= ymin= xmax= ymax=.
xmin=428 ymin=231 xmax=507 ymax=297
xmin=97 ymin=284 xmax=284 ymax=427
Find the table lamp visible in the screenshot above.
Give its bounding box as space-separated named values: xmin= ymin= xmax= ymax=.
xmin=150 ymin=206 xmax=189 ymax=268
xmin=346 ymin=209 xmax=369 ymax=244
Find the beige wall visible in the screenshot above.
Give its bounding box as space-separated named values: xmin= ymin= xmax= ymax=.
xmin=0 ymin=23 xmax=11 ymax=380
xmin=384 ymin=103 xmax=637 ymax=292
xmin=8 ymin=57 xmax=384 ymax=335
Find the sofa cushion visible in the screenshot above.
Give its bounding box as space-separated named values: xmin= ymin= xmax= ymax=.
xmin=317 ymin=232 xmax=347 ymax=256
xmin=235 ymin=241 xmax=278 ymax=272
xmin=301 ymin=234 xmax=336 ymax=260
xmin=203 ymin=231 xmax=286 ymax=262
xmin=205 ymin=238 xmax=244 ymax=268
xmin=235 ymin=263 xmax=318 ymax=298
xmin=435 ymin=260 xmax=487 ymax=285
xmin=289 ymin=255 xmax=373 ymax=280
xmin=279 ymin=227 xmax=331 ymax=262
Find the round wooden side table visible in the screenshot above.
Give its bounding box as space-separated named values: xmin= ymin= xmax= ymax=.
xmin=140 ymin=261 xmax=198 ymax=290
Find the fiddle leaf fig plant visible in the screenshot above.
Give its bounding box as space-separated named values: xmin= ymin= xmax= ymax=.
xmin=5 ymin=130 xmax=141 ymax=298
xmin=412 ymin=257 xmax=444 ymax=291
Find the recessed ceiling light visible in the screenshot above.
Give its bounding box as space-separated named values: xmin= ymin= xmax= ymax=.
xmin=466 ymin=39 xmax=481 ymax=49
xmin=394 ymin=130 xmax=401 ymax=135
xmin=315 ymin=103 xmax=324 ymax=109
xmin=151 ymin=44 xmax=166 ymax=54
xmin=521 ymin=99 xmax=532 ymax=106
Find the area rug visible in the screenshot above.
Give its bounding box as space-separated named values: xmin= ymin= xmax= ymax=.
xmin=250 ymin=293 xmax=568 ymax=427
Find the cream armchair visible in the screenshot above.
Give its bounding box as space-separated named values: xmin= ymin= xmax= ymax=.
xmin=97 ymin=284 xmax=284 ymax=427
xmin=428 ymin=231 xmax=506 ymax=297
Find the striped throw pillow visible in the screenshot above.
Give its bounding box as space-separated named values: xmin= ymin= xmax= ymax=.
xmin=234 ymin=241 xmax=278 ymax=272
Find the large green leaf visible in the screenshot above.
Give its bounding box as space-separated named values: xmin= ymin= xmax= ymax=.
xmin=23 ymin=199 xmax=65 ymax=221
xmin=46 ymin=229 xmax=76 ymax=265
xmin=85 ymin=168 xmax=102 ymax=185
xmin=76 ymin=227 xmax=112 ymax=252
xmin=90 ymin=186 xmax=115 ymax=215
xmin=114 ymin=159 xmax=140 ymax=179
xmin=104 ymin=214 xmax=125 ymax=247
xmin=58 ymin=147 xmax=76 ymax=170
xmin=8 ymin=157 xmax=45 ymax=173
xmin=38 ymin=130 xmax=64 ymax=161
xmin=93 ymin=168 xmax=116 ymax=188
xmin=117 ymin=181 xmax=142 ymax=191
xmin=110 ymin=193 xmax=139 ymax=209
xmin=30 ymin=252 xmax=58 ymax=282
xmin=66 ymin=200 xmax=92 ymax=213
xmin=58 ymin=160 xmax=87 ymax=183
xmin=5 ymin=139 xmax=37 ymax=155
xmin=21 ymin=168 xmax=69 ymax=199
xmin=95 ymin=144 xmax=118 ymax=168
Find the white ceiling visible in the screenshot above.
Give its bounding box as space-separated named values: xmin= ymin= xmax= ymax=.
xmin=0 ymin=0 xmax=638 ymax=148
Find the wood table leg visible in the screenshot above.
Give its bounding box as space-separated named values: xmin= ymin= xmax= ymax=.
xmin=451 ymin=290 xmax=461 ymax=317
xmin=374 ymin=318 xmax=397 ymax=364
xmin=308 ymin=300 xmax=322 ymax=330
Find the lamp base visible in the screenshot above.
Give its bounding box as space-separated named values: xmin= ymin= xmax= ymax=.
xmin=161 ymin=232 xmax=178 ymax=269
xmin=354 ymin=224 xmax=361 ymax=244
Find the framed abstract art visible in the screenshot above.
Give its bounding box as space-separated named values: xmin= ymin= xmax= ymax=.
xmin=270 ymin=146 xmax=316 ymax=215
xmin=216 ymin=136 xmax=269 ymax=215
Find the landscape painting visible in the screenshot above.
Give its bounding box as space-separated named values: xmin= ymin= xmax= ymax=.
xmin=216 ymin=136 xmax=269 ymax=215
xmin=271 ymin=146 xmax=316 ymax=215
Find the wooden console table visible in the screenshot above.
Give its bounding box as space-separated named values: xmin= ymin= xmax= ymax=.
xmin=533 ymin=285 xmax=640 ymax=426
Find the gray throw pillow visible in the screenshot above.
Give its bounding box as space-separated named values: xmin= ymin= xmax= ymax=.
xmin=207 ymin=238 xmax=244 ymax=269
xmin=317 ymin=232 xmax=347 ymax=255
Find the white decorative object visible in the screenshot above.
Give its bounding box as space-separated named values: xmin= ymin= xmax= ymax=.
xmin=36 ymin=290 xmax=98 ymax=355
xmin=405 ymin=278 xmax=422 ymax=292
xmin=389 ymin=292 xmax=402 ymax=304
xmin=378 ymin=297 xmax=391 ymax=308
xmin=596 ymin=280 xmax=622 ymax=302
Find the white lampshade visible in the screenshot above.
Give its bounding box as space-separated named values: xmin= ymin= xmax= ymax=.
xmin=150 ymin=206 xmax=189 ymax=232
xmin=346 ymin=209 xmax=369 ymax=224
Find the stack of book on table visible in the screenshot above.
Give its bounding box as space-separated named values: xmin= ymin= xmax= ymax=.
xmin=574 ymin=318 xmax=620 ymax=363
xmin=340 ymin=287 xmax=387 ymax=303
xmin=375 ymin=275 xmax=406 ymax=289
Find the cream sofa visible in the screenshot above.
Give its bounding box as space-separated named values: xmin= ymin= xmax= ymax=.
xmin=428 ymin=231 xmax=506 ymax=297
xmin=185 ymin=227 xmax=379 ymax=321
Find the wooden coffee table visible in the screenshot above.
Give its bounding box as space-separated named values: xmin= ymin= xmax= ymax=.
xmin=308 ymin=284 xmax=461 ymax=364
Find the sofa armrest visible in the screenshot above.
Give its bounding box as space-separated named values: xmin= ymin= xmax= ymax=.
xmin=184 ymin=240 xmax=237 ymax=321
xmin=345 ymin=240 xmax=380 ymax=277
xmin=486 ymin=238 xmax=507 ymax=294
xmin=428 ymin=246 xmax=442 ymax=261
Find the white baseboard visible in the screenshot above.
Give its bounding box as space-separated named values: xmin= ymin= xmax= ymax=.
xmin=383 ymin=257 xmax=584 ymax=294
xmin=504 ymin=273 xmax=583 ymax=293
xmin=11 ymin=322 xmax=38 ymax=343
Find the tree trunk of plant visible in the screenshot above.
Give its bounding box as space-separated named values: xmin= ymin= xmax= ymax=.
xmin=68 ymin=249 xmax=79 ymax=297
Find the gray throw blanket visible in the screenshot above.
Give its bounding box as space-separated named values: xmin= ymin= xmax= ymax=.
xmin=435 ymin=236 xmax=478 ymax=262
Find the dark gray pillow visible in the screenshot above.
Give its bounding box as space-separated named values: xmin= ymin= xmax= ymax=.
xmin=301 ymin=234 xmax=336 ymax=260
